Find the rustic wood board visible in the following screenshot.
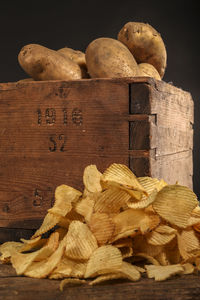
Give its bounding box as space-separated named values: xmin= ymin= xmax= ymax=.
xmin=0 ymin=77 xmax=194 ymax=235
xmin=0 ymin=263 xmax=200 ymax=300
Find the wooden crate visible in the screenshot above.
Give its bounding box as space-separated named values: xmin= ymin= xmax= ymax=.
xmin=0 ymin=77 xmax=193 ymax=242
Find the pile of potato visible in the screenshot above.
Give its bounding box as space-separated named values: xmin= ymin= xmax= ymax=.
xmin=18 ymin=22 xmax=167 ymax=82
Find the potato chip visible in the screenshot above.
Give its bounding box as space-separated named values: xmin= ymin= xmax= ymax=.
xmin=20 ymin=236 xmax=46 ymax=253
xmin=75 ymin=196 xmax=95 ymax=223
xmin=188 ymin=216 xmax=200 ymax=227
xmin=83 ymin=165 xmax=102 ymax=193
xmin=31 ymin=212 xmax=61 ymax=239
xmin=89 ymin=273 xmax=125 ymax=285
xmin=138 ymin=177 xmax=167 ymax=194
xmin=120 ymin=247 xmax=133 ymax=259
xmin=133 ymin=235 xmax=163 ymax=258
xmin=46 ymin=232 xmax=59 ymax=252
xmin=60 ymin=278 xmax=86 ymax=291
xmin=134 ymin=253 xmax=160 ymax=265
xmin=152 ymin=185 xmax=198 ymax=228
xmin=165 ymin=238 xmax=181 ymax=264
xmin=182 ymin=263 xmax=195 ymax=274
xmin=94 ymin=188 xmax=131 ymax=214
xmin=88 ymin=212 xmax=115 ymax=245
xmin=84 ymin=245 xmax=122 ymax=278
xmin=11 ymin=245 xmax=54 ymax=275
xmin=49 ymin=256 xmax=86 ymax=279
xmin=112 ymin=209 xmax=160 ymax=238
xmin=0 ymin=241 xmax=23 ymax=263
xmin=127 ymin=189 xmax=157 ymax=209
xmin=48 ymin=185 xmax=82 ymax=217
xmin=145 ymin=264 xmax=184 ymax=281
xmin=146 ymin=225 xmax=176 ymax=246
xmin=154 ymin=251 xmax=169 ymax=266
xmin=65 ymin=221 xmax=98 ymax=260
xmin=177 ymin=228 xmax=199 ymax=260
xmin=57 ymin=216 xmax=70 ymax=228
xmin=113 ymin=238 xmax=133 ymax=248
xmin=101 ymin=163 xmax=147 ymax=200
xmin=54 ymin=227 xmax=68 ymax=240
xmin=24 ymin=235 xmax=68 ymax=278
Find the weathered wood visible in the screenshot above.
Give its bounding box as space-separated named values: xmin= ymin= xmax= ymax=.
xmin=0 ymin=263 xmax=200 ymax=300
xmin=0 ymin=77 xmax=194 ymax=237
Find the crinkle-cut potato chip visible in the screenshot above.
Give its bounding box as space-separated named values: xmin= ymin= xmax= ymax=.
xmin=57 ymin=216 xmax=71 ymax=228
xmin=65 ymin=207 xmax=84 ymax=222
xmin=191 ymin=206 xmax=200 ymax=217
xmin=31 ymin=212 xmax=61 ymax=239
xmin=48 ymin=185 xmax=82 ymax=217
xmin=65 ymin=221 xmax=98 ymax=260
xmin=24 ymin=235 xmax=67 ymax=278
xmin=94 ymin=188 xmax=131 ymax=214
xmin=146 ymin=225 xmax=176 ymax=246
xmin=127 ymin=189 xmax=157 ymax=209
xmin=138 ymin=177 xmax=167 ymax=195
xmin=88 ymin=212 xmax=115 ymax=245
xmin=11 ymin=245 xmax=54 ymax=275
xmin=134 ymin=253 xmax=160 ymax=265
xmin=177 ymin=228 xmax=199 ymax=260
xmin=112 ymin=209 xmax=160 ymax=238
xmin=145 ymin=264 xmax=184 ymax=281
xmin=0 ymin=241 xmax=23 ymax=263
xmin=20 ymin=236 xmax=46 ymax=252
xmin=49 ymin=256 xmax=86 ymax=279
xmin=132 ymin=235 xmax=163 ymax=257
xmin=46 ymin=232 xmax=60 ymax=252
xmin=89 ymin=261 xmax=141 ymax=285
xmin=113 ymin=238 xmax=133 ymax=248
xmin=165 ymin=238 xmax=181 ymax=265
xmin=110 ymin=228 xmax=139 ymax=243
xmin=83 ymin=165 xmax=102 ymax=193
xmin=60 ymin=278 xmax=86 ymax=291
xmin=75 ymin=196 xmax=95 ymax=223
xmin=152 ymin=185 xmax=198 ymax=228
xmin=85 ymin=245 xmax=122 ymax=278
xmin=188 ymin=216 xmax=200 ymax=227
xmin=101 ymin=163 xmax=147 ymax=200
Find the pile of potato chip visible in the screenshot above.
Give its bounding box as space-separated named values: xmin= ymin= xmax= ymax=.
xmin=1 ymin=163 xmax=200 ymax=290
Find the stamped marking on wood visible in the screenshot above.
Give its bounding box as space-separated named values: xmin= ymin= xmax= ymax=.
xmin=49 ymin=134 xmax=67 ymax=152
xmin=33 ymin=189 xmax=43 ymax=207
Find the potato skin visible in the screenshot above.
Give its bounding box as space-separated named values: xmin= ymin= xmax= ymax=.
xmin=18 ymin=44 xmax=82 ymax=81
xmin=118 ymin=22 xmax=167 ymax=78
xmin=85 ymin=38 xmax=139 ymax=78
xmin=57 ymin=47 xmax=89 ymax=78
xmin=138 ymin=63 xmax=161 ymax=80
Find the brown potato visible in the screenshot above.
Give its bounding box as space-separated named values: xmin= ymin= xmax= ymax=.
xmin=57 ymin=47 xmax=89 ymax=78
xmin=118 ymin=22 xmax=167 ymax=78
xmin=138 ymin=63 xmax=161 ymax=80
xmin=18 ymin=44 xmax=82 ymax=81
xmin=85 ymin=38 xmax=139 ymax=78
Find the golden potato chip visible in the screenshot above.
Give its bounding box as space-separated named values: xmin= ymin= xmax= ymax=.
xmin=146 ymin=225 xmax=176 ymax=246
xmin=191 ymin=206 xmax=200 ymax=218
xmin=60 ymin=278 xmax=86 ymax=291
xmin=75 ymin=196 xmax=95 ymax=223
xmin=120 ymin=247 xmax=133 ymax=259
xmin=127 ymin=189 xmax=157 ymax=209
xmin=11 ymin=245 xmax=54 ymax=275
xmin=83 ymin=165 xmax=102 ymax=193
xmin=88 ymin=212 xmax=115 ymax=245
xmin=65 ymin=206 xmax=84 ymax=222
xmin=177 ymin=228 xmax=199 ymax=260
xmin=152 ymin=185 xmax=198 ymax=228
xmin=48 ymin=185 xmax=82 ymax=217
xmin=113 ymin=238 xmax=133 ymax=248
xmin=94 ymin=188 xmax=131 ymax=214
xmin=49 ymin=256 xmax=86 ymax=279
xmin=188 ymin=216 xmax=200 ymax=227
xmin=54 ymin=227 xmax=68 ymax=240
xmin=182 ymin=263 xmax=195 ymax=274
xmin=134 ymin=253 xmax=160 ymax=265
xmin=154 ymin=251 xmax=169 ymax=266
xmin=57 ymin=216 xmax=70 ymax=228
xmin=0 ymin=241 xmax=23 ymax=263
xmin=65 ymin=221 xmax=98 ymax=260
xmin=85 ymin=245 xmax=122 ymax=278
xmin=165 ymin=238 xmax=181 ymax=265
xmin=145 ymin=264 xmax=184 ymax=281
xmin=20 ymin=236 xmax=46 ymax=253
xmin=31 ymin=212 xmax=61 ymax=239
xmin=24 ymin=235 xmax=68 ymax=278
xmin=101 ymin=163 xmax=147 ymax=200
xmin=138 ymin=177 xmax=167 ymax=193
xmin=110 ymin=228 xmax=139 ymax=243
xmin=89 ymin=273 xmax=125 ymax=285
xmin=46 ymin=232 xmax=59 ymax=252
xmin=112 ymin=209 xmax=160 ymax=238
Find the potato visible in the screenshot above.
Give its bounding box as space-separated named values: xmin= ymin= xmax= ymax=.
xmin=138 ymin=63 xmax=161 ymax=80
xmin=57 ymin=47 xmax=89 ymax=78
xmin=85 ymin=37 xmax=139 ymax=78
xmin=18 ymin=44 xmax=82 ymax=81
xmin=118 ymin=22 xmax=167 ymax=78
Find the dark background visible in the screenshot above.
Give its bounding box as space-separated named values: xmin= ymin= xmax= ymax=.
xmin=0 ymin=0 xmax=199 ymax=196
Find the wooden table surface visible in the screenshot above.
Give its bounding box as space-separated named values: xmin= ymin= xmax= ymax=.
xmin=0 ymin=263 xmax=200 ymax=300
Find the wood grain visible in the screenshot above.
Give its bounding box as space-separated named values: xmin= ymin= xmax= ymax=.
xmin=0 ymin=263 xmax=200 ymax=300
xmin=0 ymin=77 xmax=194 ymax=235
